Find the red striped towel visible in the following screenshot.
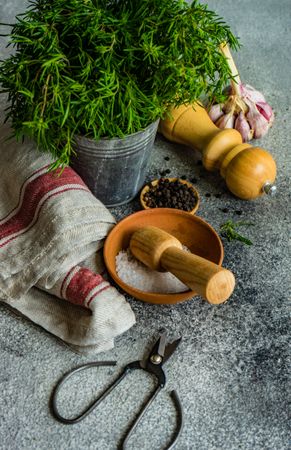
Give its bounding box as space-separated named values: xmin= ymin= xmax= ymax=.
xmin=0 ymin=124 xmax=135 ymax=353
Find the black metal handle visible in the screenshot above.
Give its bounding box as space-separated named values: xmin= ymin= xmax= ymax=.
xmin=167 ymin=390 xmax=184 ymax=450
xmin=120 ymin=388 xmax=184 ymax=450
xmin=120 ymin=385 xmax=163 ymax=449
xmin=51 ymin=361 xmax=118 ymax=424
xmin=51 ymin=361 xmax=184 ymax=450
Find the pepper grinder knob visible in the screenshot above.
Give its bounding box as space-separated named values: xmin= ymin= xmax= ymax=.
xmin=263 ymin=182 xmax=277 ymax=196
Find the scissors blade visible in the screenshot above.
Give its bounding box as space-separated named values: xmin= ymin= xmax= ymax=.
xmin=157 ymin=331 xmax=167 ymax=356
xmin=162 ymin=336 xmax=182 ymax=364
xmin=146 ymin=333 xmax=181 ymax=366
xmin=147 ymin=332 xmax=167 ymax=361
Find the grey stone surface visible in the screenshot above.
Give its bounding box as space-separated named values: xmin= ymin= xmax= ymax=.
xmin=0 ymin=1 xmax=290 ymax=449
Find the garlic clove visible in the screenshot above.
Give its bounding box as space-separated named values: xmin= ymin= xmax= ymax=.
xmin=215 ymin=111 xmax=235 ymax=129
xmin=208 ymin=103 xmax=224 ymax=122
xmin=256 ymin=101 xmax=274 ymax=124
xmin=245 ymin=98 xmax=270 ymax=139
xmin=234 ymin=111 xmax=254 ymax=142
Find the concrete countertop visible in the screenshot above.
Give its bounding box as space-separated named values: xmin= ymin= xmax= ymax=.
xmin=0 ymin=1 xmax=289 ymax=449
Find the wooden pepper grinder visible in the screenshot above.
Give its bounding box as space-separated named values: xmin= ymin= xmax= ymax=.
xmin=159 ymin=102 xmax=277 ymax=199
xmin=130 ymin=226 xmax=235 ymax=304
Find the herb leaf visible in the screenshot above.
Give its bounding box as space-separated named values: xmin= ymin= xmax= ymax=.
xmin=0 ymin=0 xmax=239 ymax=168
xmin=220 ymin=220 xmax=255 ymax=246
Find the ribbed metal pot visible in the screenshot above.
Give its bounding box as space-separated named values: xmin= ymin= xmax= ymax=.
xmin=71 ymin=120 xmax=159 ymax=207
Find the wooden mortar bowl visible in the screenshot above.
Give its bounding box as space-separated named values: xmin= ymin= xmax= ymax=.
xmin=103 ymin=208 xmax=223 ymax=304
xmin=140 ymin=178 xmax=200 ymax=214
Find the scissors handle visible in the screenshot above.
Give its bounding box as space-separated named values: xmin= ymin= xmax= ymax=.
xmin=51 ymin=361 xmax=120 ymax=424
xmin=120 ymin=387 xmax=184 ymax=450
xmin=51 ymin=360 xmax=155 ymax=424
xmin=51 ymin=360 xmax=183 ymax=449
xmin=121 ymin=384 xmax=162 ymax=449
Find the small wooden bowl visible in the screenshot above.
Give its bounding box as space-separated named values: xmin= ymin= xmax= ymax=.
xmin=103 ymin=208 xmax=223 ymax=305
xmin=140 ymin=178 xmax=200 ymax=214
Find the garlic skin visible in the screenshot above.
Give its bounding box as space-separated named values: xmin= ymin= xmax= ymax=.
xmin=245 ymin=98 xmax=270 ymax=139
xmin=239 ymin=83 xmax=266 ymax=104
xmin=216 ymin=111 xmax=235 ymax=129
xmin=208 ymin=82 xmax=274 ymax=141
xmin=256 ymin=101 xmax=274 ymax=123
xmin=235 ymin=111 xmax=254 ymax=142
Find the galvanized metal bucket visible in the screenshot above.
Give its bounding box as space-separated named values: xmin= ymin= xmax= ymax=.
xmin=71 ymin=120 xmax=159 ymax=207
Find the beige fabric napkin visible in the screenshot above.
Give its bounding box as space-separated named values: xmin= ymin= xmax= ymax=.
xmin=0 ymin=125 xmax=135 ymax=353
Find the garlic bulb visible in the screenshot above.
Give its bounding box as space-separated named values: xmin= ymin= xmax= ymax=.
xmin=207 ymin=44 xmax=274 ymax=142
xmin=208 ymin=83 xmax=274 ymax=141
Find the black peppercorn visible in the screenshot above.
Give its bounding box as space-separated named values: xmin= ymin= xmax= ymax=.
xmin=142 ymin=178 xmax=198 ymax=212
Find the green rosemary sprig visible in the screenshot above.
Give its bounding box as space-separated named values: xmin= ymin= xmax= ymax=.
xmin=220 ymin=220 xmax=255 ymax=246
xmin=0 ymin=0 xmax=239 ymax=168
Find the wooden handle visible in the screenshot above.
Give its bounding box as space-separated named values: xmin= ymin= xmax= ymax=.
xmin=130 ymin=226 xmax=235 ymax=304
xmin=159 ymin=103 xmax=277 ymax=199
xmin=161 ymin=246 xmax=235 ymax=304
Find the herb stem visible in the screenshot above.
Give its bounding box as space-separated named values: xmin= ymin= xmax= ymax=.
xmin=220 ymin=220 xmax=254 ymax=245
xmin=40 ymin=74 xmax=51 ymax=118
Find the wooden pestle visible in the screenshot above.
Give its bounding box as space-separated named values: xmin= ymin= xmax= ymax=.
xmin=159 ymin=103 xmax=277 ymax=199
xmin=129 ymin=226 xmax=235 ymax=304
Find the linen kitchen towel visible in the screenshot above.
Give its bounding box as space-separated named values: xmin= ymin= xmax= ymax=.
xmin=0 ymin=124 xmax=135 ymax=353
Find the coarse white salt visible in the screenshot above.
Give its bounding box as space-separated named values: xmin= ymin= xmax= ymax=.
xmin=115 ymin=248 xmax=188 ymax=294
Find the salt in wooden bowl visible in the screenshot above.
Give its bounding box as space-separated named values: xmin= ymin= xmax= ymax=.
xmin=103 ymin=208 xmax=224 ymax=305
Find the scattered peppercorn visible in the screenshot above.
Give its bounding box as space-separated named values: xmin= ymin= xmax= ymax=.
xmin=143 ymin=178 xmax=198 ymax=212
xmin=205 ymin=193 xmax=211 ymax=198
xmin=190 ymin=177 xmax=197 ymax=184
xmin=164 ymin=156 xmax=170 ymax=161
xmin=181 ymin=175 xmax=187 ymax=180
xmin=215 ymin=193 xmax=222 ymax=198
xmin=235 ymin=210 xmax=243 ymax=215
xmin=165 ymin=169 xmax=171 ymax=174
xmin=221 ymin=207 xmax=229 ymax=213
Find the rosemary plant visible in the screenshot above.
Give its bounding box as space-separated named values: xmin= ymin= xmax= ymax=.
xmin=0 ymin=0 xmax=239 ymax=168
